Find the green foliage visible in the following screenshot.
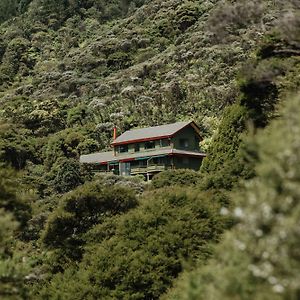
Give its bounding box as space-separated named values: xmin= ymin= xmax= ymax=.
xmin=0 ymin=167 xmax=31 ymax=227
xmin=0 ymin=123 xmax=36 ymax=169
xmin=41 ymin=181 xmax=137 ymax=267
xmin=67 ymin=104 xmax=89 ymax=127
xmin=22 ymin=99 xmax=67 ymax=135
xmin=174 ymin=1 xmax=203 ymax=32
xmin=52 ymin=158 xmax=84 ymax=193
xmin=39 ymin=187 xmax=224 ymax=299
xmin=0 ymin=167 xmax=31 ymax=299
xmin=200 ymin=104 xmax=254 ymax=190
xmin=151 ymin=169 xmax=200 ymax=189
xmin=207 ymin=0 xmax=265 ymax=43
xmin=44 ymin=128 xmax=98 ymax=170
xmin=200 ymin=36 xmax=288 ymax=190
xmin=0 ymin=1 xmax=299 ymax=299
xmin=164 ymin=94 xmax=300 ymax=300
xmin=0 ymin=209 xmax=29 ymax=300
xmin=0 ymin=37 xmax=31 ymax=84
xmin=0 ymin=0 xmax=19 ymax=24
xmin=107 ymin=50 xmax=132 ymax=70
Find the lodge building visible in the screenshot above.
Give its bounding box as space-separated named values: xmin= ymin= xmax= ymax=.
xmin=80 ymin=121 xmax=206 ymax=179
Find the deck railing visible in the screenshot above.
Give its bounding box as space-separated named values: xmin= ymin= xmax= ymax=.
xmin=131 ymin=164 xmax=169 ymax=175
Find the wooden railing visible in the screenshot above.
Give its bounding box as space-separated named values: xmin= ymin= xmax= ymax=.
xmin=131 ymin=164 xmax=168 ymax=175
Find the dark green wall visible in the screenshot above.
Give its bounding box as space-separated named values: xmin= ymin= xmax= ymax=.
xmin=172 ymin=126 xmax=200 ymax=151
xmin=173 ymin=156 xmax=202 ymax=171
xmin=115 ymin=124 xmax=201 ymax=158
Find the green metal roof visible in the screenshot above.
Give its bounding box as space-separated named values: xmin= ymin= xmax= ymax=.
xmin=112 ymin=121 xmax=200 ymax=145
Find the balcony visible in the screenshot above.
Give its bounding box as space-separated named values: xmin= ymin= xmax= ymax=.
xmin=130 ymin=164 xmax=167 ymax=175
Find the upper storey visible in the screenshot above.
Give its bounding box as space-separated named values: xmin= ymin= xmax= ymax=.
xmin=112 ymin=121 xmax=202 ymax=156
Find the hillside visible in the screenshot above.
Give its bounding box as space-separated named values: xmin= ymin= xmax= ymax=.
xmin=0 ymin=0 xmax=299 ymax=299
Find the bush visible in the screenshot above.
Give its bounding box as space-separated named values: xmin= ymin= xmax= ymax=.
xmin=0 ymin=167 xmax=31 ymax=227
xmin=151 ymin=169 xmax=200 ymax=188
xmin=0 ymin=167 xmax=31 ymax=299
xmin=39 ymin=187 xmax=225 ymax=299
xmin=200 ymin=104 xmax=253 ymax=190
xmin=164 ymin=94 xmax=300 ymax=300
xmin=41 ymin=181 xmax=137 ymax=261
xmin=0 ymin=123 xmax=36 ymax=169
xmin=52 ymin=158 xmax=84 ymax=193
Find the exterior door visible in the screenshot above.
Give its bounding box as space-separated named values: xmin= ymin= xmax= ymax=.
xmin=119 ymin=162 xmax=131 ymax=176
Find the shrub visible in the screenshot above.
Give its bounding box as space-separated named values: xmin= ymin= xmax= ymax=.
xmin=52 ymin=158 xmax=84 ymax=193
xmin=39 ymin=187 xmax=224 ymax=299
xmin=0 ymin=167 xmax=31 ymax=227
xmin=151 ymin=169 xmax=200 ymax=188
xmin=0 ymin=123 xmax=36 ymax=169
xmin=0 ymin=167 xmax=31 ymax=299
xmin=164 ymin=94 xmax=300 ymax=300
xmin=200 ymin=104 xmax=253 ymax=190
xmin=41 ymin=181 xmax=137 ymax=257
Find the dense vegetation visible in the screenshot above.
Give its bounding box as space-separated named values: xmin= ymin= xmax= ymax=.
xmin=164 ymin=94 xmax=300 ymax=300
xmin=0 ymin=0 xmax=299 ymax=299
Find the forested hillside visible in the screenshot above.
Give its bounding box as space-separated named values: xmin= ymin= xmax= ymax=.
xmin=0 ymin=0 xmax=299 ymax=299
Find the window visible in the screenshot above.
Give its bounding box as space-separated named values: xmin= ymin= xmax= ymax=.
xmin=179 ymin=138 xmax=189 ymax=148
xmin=134 ymin=143 xmax=140 ymax=152
xmin=119 ymin=145 xmax=128 ymax=153
xmin=161 ymin=139 xmax=170 ymax=147
xmin=145 ymin=141 xmax=155 ymax=149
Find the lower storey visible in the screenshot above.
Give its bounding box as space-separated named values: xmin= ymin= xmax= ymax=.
xmin=90 ymin=155 xmax=202 ymax=179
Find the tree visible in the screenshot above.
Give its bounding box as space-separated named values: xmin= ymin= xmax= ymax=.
xmin=38 ymin=187 xmax=224 ymax=299
xmin=164 ymin=94 xmax=300 ymax=300
xmin=0 ymin=0 xmax=18 ymax=24
xmin=0 ymin=123 xmax=36 ymax=169
xmin=0 ymin=167 xmax=31 ymax=299
xmin=41 ymin=181 xmax=137 ymax=271
xmin=0 ymin=168 xmax=31 ymax=227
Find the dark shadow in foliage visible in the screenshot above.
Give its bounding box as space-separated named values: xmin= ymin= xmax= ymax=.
xmin=0 ymin=167 xmax=31 ymax=228
xmin=0 ymin=167 xmax=31 ymax=299
xmin=0 ymin=123 xmax=37 ymax=169
xmin=175 ymin=1 xmax=203 ymax=32
xmin=240 ymin=79 xmax=278 ymax=127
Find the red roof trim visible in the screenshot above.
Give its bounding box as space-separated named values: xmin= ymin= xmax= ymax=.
xmin=170 ymin=153 xmax=206 ymax=158
xmin=95 ymin=152 xmax=206 ymax=164
xmin=119 ymin=158 xmax=135 ymax=162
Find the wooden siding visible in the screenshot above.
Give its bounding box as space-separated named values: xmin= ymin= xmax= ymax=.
xmin=172 ymin=126 xmax=200 ymax=152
